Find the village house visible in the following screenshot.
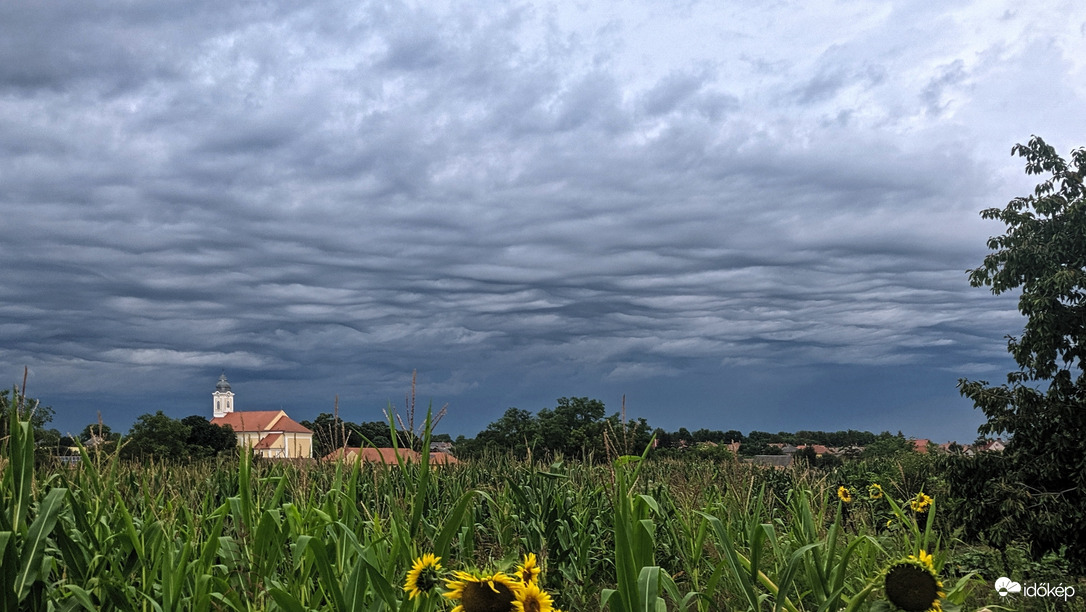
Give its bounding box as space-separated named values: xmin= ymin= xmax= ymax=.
xmin=795 ymin=444 xmax=831 ymax=457
xmin=208 ymin=373 xmax=313 ymax=459
xmin=975 ymin=438 xmax=1006 ymax=453
xmin=430 ymin=440 xmax=454 ymax=454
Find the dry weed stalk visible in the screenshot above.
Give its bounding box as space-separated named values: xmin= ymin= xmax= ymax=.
xmin=384 ymin=370 xmax=447 ymax=450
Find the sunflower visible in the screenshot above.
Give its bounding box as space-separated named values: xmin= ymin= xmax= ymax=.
xmin=404 ymin=554 xmax=443 ymax=600
xmin=445 ymin=571 xmax=522 ymax=612
xmin=516 ymin=553 xmax=541 ymax=586
xmin=513 ymin=581 xmax=554 ymax=612
xmin=868 ymin=483 xmax=884 ymax=500
xmin=883 ymin=550 xmax=945 ymax=612
xmin=909 ymin=492 xmax=933 ymax=513
xmin=909 ymin=550 xmax=935 ymax=570
xmin=837 ymin=486 xmax=853 ymax=503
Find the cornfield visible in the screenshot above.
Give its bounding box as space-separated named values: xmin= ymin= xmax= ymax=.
xmin=1 ymin=408 xmax=1012 ymax=611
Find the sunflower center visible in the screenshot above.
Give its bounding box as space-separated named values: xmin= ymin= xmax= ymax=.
xmin=417 ymin=568 xmax=440 ymax=593
xmin=885 ymin=564 xmax=940 ymax=612
xmin=460 ymin=580 xmax=517 ymax=612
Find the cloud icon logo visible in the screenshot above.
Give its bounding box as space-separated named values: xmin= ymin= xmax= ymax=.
xmin=995 ymin=577 xmax=1022 ymax=596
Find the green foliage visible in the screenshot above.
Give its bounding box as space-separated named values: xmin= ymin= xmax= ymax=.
xmin=0 ymin=388 xmax=56 ymax=466
xmin=299 ymin=413 xmax=404 ymax=458
xmin=467 ymin=407 xmax=540 ymax=459
xmin=180 ymin=415 xmax=236 ymax=458
xmin=860 ymin=432 xmax=915 ymax=459
xmin=459 ymin=397 xmax=621 ymax=460
xmin=957 ymin=135 xmax=1086 ymax=570
xmin=738 ymin=439 xmax=782 ymax=457
xmin=0 ymin=404 xmax=68 ymax=609
xmin=538 ymin=397 xmax=607 ymax=458
xmin=121 ymin=411 xmax=191 ymax=461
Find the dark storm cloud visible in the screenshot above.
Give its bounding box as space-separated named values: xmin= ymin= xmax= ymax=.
xmin=1 ymin=0 xmax=1083 ymax=440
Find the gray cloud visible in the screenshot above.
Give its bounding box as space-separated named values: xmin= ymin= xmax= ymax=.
xmin=1 ymin=0 xmax=1082 ymax=441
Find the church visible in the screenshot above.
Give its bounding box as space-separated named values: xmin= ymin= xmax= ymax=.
xmin=209 ymin=373 xmax=314 ymax=459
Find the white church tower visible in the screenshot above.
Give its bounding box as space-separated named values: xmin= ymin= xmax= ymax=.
xmin=212 ymin=372 xmax=235 ymax=418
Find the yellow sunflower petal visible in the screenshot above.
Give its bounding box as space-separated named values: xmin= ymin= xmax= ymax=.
xmin=514 ymin=582 xmax=554 ymax=612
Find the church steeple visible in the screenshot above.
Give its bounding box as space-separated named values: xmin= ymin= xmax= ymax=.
xmin=213 ymin=372 xmax=235 ymax=418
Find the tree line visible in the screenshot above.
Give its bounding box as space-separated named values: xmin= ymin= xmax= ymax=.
xmin=1 ymin=393 xmax=236 ymax=463
xmin=446 ymin=396 xmax=926 ymax=463
xmin=296 ymin=413 xmax=453 ymax=459
xmin=3 ymin=388 xmax=925 ymax=465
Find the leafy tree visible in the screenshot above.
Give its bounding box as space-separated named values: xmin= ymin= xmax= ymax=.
xmin=738 ymin=439 xmax=782 ymax=457
xmin=0 ymin=387 xmax=55 ymax=440
xmin=794 ymin=446 xmax=817 ymax=466
xmin=122 ymin=411 xmax=190 ymax=461
xmin=676 ymin=427 xmax=692 ymax=445
xmin=744 ymin=430 xmax=774 ymax=446
xmin=652 ymin=428 xmax=674 ymax=449
xmin=956 ymin=136 xmax=1086 ymax=568
xmin=861 ymin=432 xmax=913 ymax=458
xmin=1 ymin=387 xmax=58 ymax=463
xmin=689 ymin=442 xmax=735 ymax=462
xmin=537 ymin=397 xmax=606 ymax=458
xmin=353 ymin=420 xmax=397 ymax=449
xmin=691 ymin=428 xmax=721 ymax=443
xmin=721 ymin=429 xmax=744 ymax=443
xmin=472 ymin=408 xmax=539 ymax=459
xmin=181 ymin=415 xmax=236 ymax=458
xmin=301 ymin=413 xmax=362 ymax=458
xmin=35 ymin=428 xmax=63 ymax=459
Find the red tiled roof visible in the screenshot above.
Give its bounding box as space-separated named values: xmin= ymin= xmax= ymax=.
xmin=913 ymin=439 xmax=930 ymax=454
xmin=323 ymin=447 xmax=460 ymax=465
xmin=253 ymin=433 xmax=282 ymax=450
xmin=429 ymin=452 xmax=460 ymax=465
xmin=268 ymin=414 xmax=312 ymax=433
xmin=324 ymin=447 xmax=419 ymax=464
xmin=210 ymin=410 xmax=312 ymax=434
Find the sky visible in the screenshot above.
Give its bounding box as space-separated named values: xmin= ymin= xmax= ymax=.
xmin=2 ymin=0 xmax=1085 ymax=444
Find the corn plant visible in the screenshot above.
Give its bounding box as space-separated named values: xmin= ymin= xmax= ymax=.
xmin=1 ymin=405 xmax=68 ymax=610
xmin=602 ymin=441 xmax=701 ymax=612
